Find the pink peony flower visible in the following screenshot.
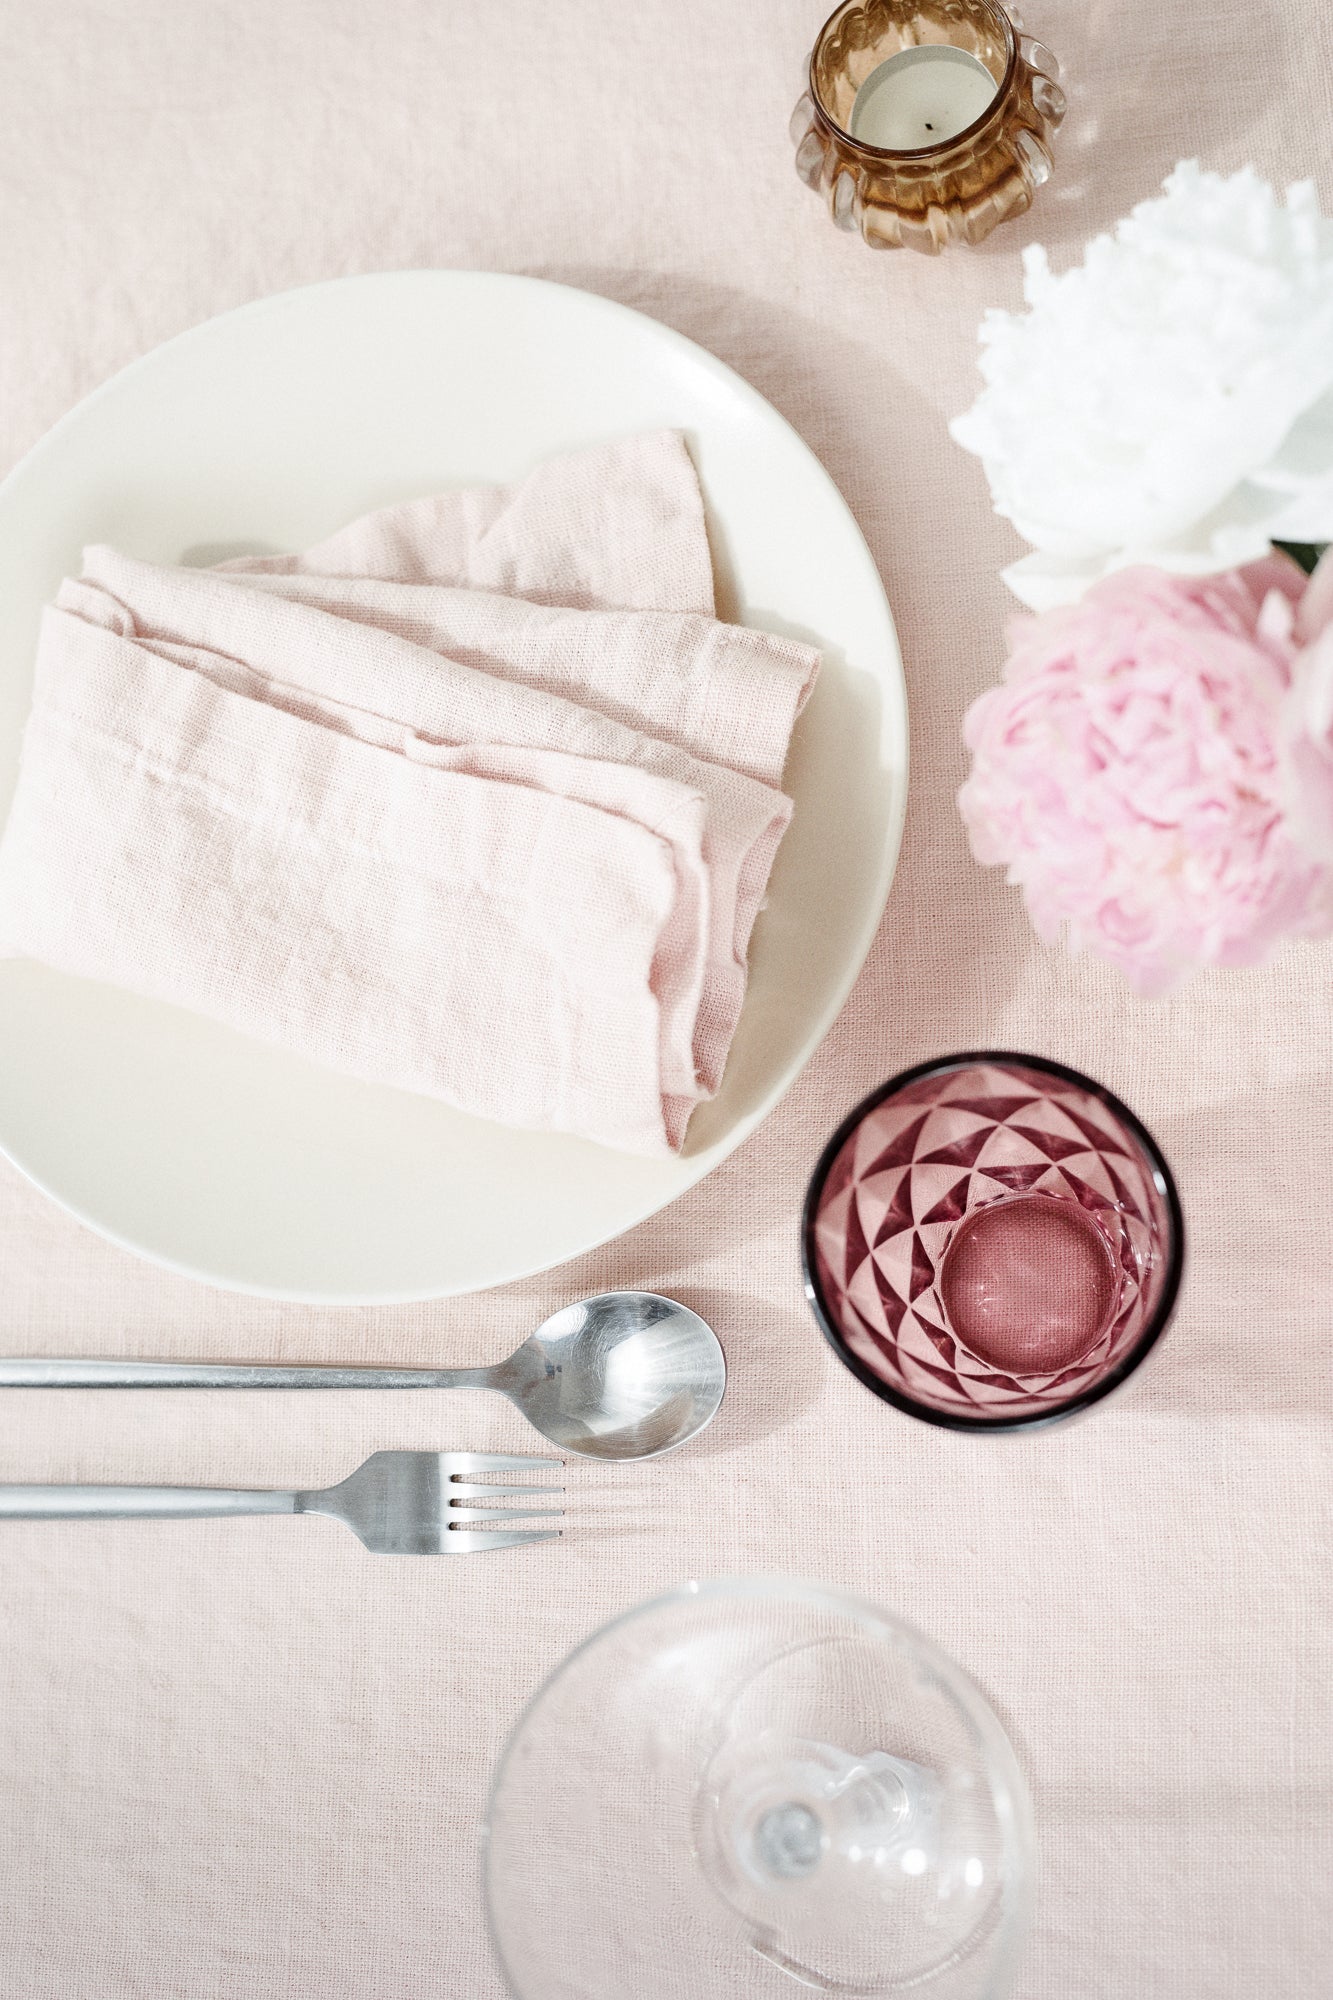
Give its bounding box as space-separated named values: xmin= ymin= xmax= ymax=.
xmin=1282 ymin=548 xmax=1333 ymax=859
xmin=959 ymin=557 xmax=1332 ymax=993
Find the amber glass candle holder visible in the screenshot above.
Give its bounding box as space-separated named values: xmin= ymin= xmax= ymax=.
xmin=792 ymin=1 xmax=1065 ymax=253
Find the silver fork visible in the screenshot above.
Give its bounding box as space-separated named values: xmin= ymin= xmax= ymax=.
xmin=0 ymin=1451 xmax=564 ymax=1554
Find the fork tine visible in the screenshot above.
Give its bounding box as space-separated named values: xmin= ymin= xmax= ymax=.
xmin=444 ymin=1453 xmax=563 ymax=1474
xmin=447 ymin=1527 xmax=562 ymax=1552
xmin=448 ymin=1479 xmax=564 ymax=1498
xmin=448 ymin=1505 xmax=564 ymax=1523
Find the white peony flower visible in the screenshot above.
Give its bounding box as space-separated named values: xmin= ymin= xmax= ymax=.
xmin=950 ymin=161 xmax=1333 ymax=610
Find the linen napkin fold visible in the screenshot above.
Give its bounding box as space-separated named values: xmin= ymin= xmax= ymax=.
xmin=223 ymin=427 xmax=719 ymax=615
xmin=0 ymin=434 xmax=819 ymax=1155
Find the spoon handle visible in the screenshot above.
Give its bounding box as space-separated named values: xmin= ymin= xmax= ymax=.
xmin=0 ymin=1358 xmax=496 ymax=1390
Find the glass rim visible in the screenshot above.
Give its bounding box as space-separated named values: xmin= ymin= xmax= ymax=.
xmin=481 ymin=1574 xmax=1035 ymax=1999
xmin=800 ymin=1050 xmax=1186 ymax=1434
xmin=807 ymin=0 xmax=1019 ymax=161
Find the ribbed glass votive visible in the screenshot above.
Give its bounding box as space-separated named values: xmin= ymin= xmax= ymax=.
xmin=792 ymin=0 xmax=1066 ymax=253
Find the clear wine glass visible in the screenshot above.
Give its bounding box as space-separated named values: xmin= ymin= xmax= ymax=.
xmin=484 ymin=1578 xmax=1033 ymax=1998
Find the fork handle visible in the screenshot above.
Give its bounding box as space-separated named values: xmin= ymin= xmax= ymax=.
xmin=0 ymin=1359 xmax=490 ymax=1390
xmin=0 ymin=1484 xmax=298 ymax=1519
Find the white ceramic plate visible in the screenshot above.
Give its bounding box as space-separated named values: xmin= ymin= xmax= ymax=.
xmin=0 ymin=272 xmax=907 ymax=1301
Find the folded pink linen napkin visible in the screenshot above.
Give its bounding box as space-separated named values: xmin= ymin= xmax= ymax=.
xmin=223 ymin=427 xmax=719 ymax=615
xmin=0 ymin=434 xmax=818 ymax=1155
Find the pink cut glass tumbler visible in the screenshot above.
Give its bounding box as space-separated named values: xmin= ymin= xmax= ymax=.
xmin=803 ymin=1054 xmax=1183 ymax=1430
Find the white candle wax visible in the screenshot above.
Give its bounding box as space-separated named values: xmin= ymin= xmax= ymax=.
xmin=850 ymin=45 xmax=998 ymax=150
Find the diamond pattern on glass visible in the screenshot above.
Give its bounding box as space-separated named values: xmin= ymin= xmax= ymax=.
xmin=810 ymin=1061 xmax=1175 ymax=1421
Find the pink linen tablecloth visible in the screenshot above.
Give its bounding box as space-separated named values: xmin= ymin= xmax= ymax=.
xmin=0 ymin=4 xmax=1329 ymax=1997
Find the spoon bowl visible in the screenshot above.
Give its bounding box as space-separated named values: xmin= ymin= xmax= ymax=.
xmin=505 ymin=1292 xmax=727 ymax=1460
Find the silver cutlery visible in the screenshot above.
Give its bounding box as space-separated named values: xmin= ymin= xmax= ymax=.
xmin=0 ymin=1450 xmax=563 ymax=1554
xmin=0 ymin=1290 xmax=726 ymax=1460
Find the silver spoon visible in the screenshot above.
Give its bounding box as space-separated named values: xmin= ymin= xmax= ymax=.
xmin=0 ymin=1292 xmax=726 ymax=1461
